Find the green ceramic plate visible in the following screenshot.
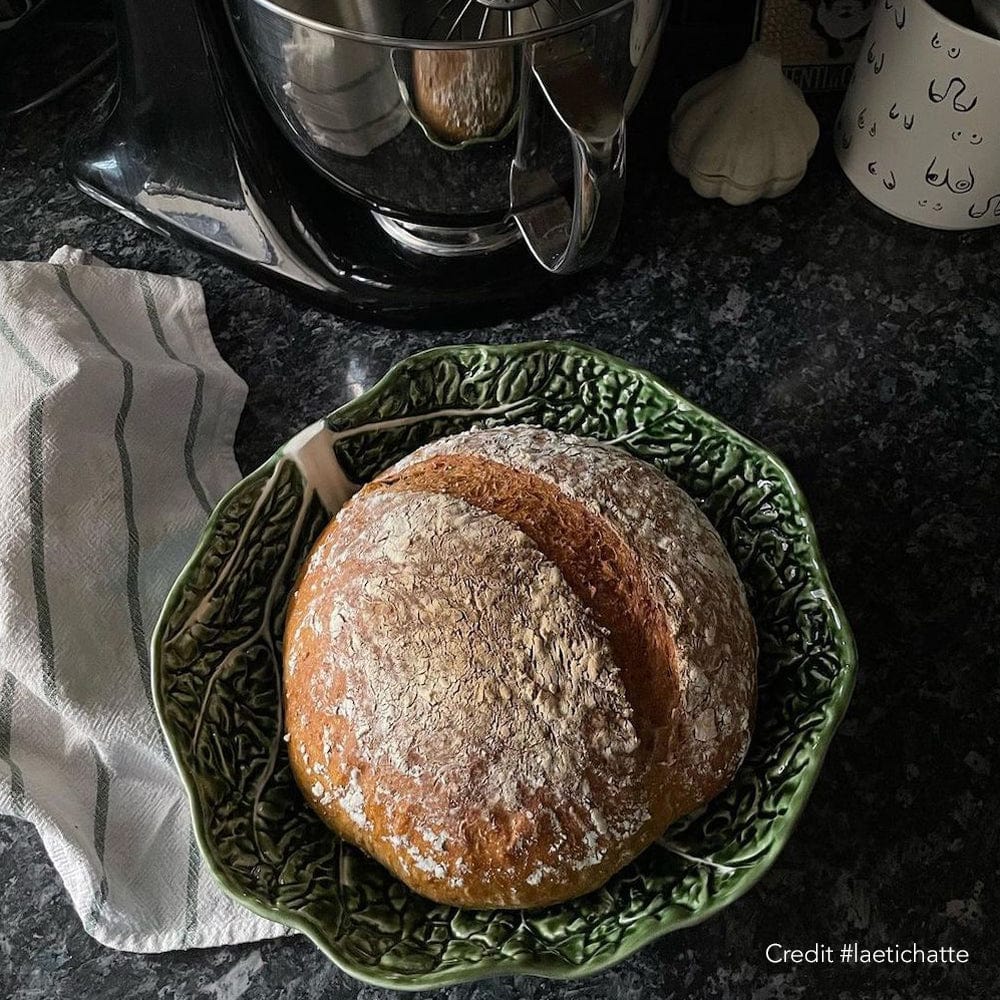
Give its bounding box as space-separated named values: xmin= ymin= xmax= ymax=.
xmin=151 ymin=341 xmax=856 ymax=990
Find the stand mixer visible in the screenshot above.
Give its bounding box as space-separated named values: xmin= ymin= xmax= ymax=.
xmin=69 ymin=0 xmax=668 ymax=322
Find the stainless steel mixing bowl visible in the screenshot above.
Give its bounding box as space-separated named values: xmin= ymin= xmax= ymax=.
xmin=227 ymin=0 xmax=667 ymax=273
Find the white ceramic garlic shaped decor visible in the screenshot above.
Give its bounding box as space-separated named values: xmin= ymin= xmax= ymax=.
xmin=669 ymin=44 xmax=819 ymax=206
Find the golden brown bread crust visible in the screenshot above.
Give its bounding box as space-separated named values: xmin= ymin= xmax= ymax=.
xmin=375 ymin=453 xmax=679 ymax=756
xmin=284 ymin=426 xmax=757 ymax=908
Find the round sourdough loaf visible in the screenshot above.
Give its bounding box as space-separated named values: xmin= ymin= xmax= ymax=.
xmin=283 ymin=425 xmax=757 ymax=909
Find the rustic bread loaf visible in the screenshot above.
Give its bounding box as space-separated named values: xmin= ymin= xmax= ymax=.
xmin=283 ymin=425 xmax=757 ymax=909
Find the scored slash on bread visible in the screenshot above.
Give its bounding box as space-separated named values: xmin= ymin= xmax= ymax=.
xmin=283 ymin=426 xmax=757 ymax=909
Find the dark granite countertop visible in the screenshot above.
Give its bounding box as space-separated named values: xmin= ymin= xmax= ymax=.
xmin=2 ymin=23 xmax=999 ymax=1000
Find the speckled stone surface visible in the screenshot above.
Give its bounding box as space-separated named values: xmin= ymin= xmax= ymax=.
xmin=2 ymin=34 xmax=1000 ymax=1000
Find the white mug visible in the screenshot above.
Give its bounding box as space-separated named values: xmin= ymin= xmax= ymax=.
xmin=836 ymin=0 xmax=1000 ymax=229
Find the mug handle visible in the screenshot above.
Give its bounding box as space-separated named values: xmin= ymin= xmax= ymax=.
xmin=510 ymin=37 xmax=626 ymax=275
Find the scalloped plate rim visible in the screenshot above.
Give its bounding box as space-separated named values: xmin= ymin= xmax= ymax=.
xmin=150 ymin=339 xmax=858 ymax=991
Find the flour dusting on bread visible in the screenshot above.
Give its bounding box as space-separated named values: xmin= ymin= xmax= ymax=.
xmin=289 ymin=490 xmax=646 ymax=897
xmin=283 ymin=425 xmax=757 ymax=908
xmin=399 ymin=427 xmax=756 ymax=796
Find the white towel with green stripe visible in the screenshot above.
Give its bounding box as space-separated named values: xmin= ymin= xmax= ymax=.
xmin=0 ymin=248 xmax=290 ymax=951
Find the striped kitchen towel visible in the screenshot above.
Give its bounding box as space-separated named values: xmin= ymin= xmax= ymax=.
xmin=0 ymin=247 xmax=290 ymax=951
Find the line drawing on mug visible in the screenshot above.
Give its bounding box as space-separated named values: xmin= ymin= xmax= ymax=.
xmin=925 ymin=156 xmax=975 ymax=193
xmin=951 ymin=130 xmax=984 ymax=145
xmin=837 ymin=115 xmax=853 ymax=148
xmin=950 ymin=168 xmax=974 ymax=194
xmin=925 ymin=157 xmax=946 ymax=187
xmin=882 ymin=0 xmax=906 ymax=29
xmin=930 ymin=33 xmax=960 ymax=57
xmin=969 ymin=193 xmax=1000 ymax=218
xmin=928 ymin=77 xmax=978 ymax=113
xmin=836 ymin=0 xmax=1000 ymax=229
xmin=888 ymin=102 xmax=915 ymax=129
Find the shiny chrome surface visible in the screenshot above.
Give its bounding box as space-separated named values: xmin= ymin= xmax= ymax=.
xmin=71 ymin=0 xmax=568 ymax=324
xmin=245 ymin=0 xmax=633 ymax=46
xmin=512 ymin=34 xmax=625 ymax=273
xmin=229 ymin=0 xmax=666 ymax=273
xmin=372 ymin=213 xmax=522 ymax=255
xmin=404 ymin=0 xmax=617 ymax=43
